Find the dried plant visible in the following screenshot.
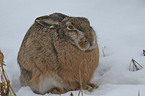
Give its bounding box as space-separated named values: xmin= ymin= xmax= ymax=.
xmin=129 ymin=58 xmax=143 ymax=71
xmin=143 ymin=50 xmax=145 ymax=56
xmin=0 ymin=50 xmax=16 ymax=96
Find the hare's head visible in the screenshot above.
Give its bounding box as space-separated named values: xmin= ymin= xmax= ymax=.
xmin=35 ymin=13 xmax=97 ymax=51
xmin=59 ymin=17 xmax=97 ymax=51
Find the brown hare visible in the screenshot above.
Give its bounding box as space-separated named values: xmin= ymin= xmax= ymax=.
xmin=17 ymin=13 xmax=99 ymax=94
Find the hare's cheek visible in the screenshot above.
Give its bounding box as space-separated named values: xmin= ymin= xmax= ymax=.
xmin=68 ymin=31 xmax=78 ymax=38
xmin=78 ymin=39 xmax=89 ymax=51
xmin=67 ymin=31 xmax=78 ymax=42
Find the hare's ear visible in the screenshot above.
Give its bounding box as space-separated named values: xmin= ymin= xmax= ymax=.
xmin=35 ymin=15 xmax=59 ymax=29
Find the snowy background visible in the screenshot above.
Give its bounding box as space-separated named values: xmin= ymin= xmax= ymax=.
xmin=0 ymin=0 xmax=145 ymax=96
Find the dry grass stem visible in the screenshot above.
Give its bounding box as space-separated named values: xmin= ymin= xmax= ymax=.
xmin=70 ymin=92 xmax=74 ymax=96
xmin=129 ymin=58 xmax=143 ymax=71
xmin=138 ymin=91 xmax=140 ymax=96
xmin=0 ymin=50 xmax=16 ymax=96
xmin=79 ymin=64 xmax=83 ymax=96
xmin=102 ymin=46 xmax=106 ymax=57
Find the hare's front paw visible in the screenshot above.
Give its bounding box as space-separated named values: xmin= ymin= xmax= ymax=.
xmin=49 ymin=87 xmax=68 ymax=94
xmin=83 ymin=83 xmax=98 ymax=92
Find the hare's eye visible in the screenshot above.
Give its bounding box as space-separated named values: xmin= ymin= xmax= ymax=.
xmin=68 ymin=25 xmax=74 ymax=30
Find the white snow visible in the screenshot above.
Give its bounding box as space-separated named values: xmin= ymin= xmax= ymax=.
xmin=0 ymin=0 xmax=145 ymax=96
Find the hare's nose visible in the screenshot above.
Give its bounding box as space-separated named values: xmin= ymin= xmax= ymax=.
xmin=90 ymin=42 xmax=93 ymax=47
xmin=84 ymin=38 xmax=94 ymax=46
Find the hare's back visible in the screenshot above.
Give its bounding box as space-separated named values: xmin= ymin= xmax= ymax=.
xmin=18 ymin=23 xmax=58 ymax=72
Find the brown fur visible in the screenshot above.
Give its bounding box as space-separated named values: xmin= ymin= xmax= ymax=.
xmin=17 ymin=13 xmax=99 ymax=94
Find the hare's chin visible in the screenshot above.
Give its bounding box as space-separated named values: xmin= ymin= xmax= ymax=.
xmin=78 ymin=43 xmax=97 ymax=51
xmin=78 ymin=44 xmax=90 ymax=51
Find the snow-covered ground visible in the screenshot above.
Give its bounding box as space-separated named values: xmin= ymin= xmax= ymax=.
xmin=0 ymin=0 xmax=145 ymax=96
